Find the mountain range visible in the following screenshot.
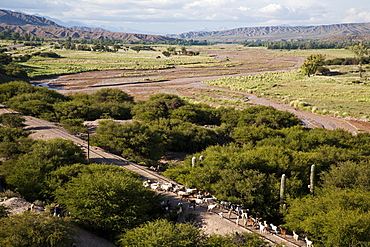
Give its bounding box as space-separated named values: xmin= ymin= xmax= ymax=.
xmin=2 ymin=9 xmax=370 ymax=43
xmin=168 ymin=23 xmax=370 ymax=42
xmin=0 ymin=9 xmax=175 ymax=42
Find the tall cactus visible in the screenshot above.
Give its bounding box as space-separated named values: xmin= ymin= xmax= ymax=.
xmin=310 ymin=165 xmax=315 ymax=195
xmin=280 ymin=174 xmax=286 ymax=204
xmin=192 ymin=156 xmax=196 ymax=167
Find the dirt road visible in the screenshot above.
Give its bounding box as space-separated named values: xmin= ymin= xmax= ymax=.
xmin=1 ymin=105 xmax=307 ymax=246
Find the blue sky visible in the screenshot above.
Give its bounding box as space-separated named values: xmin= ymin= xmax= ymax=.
xmin=1 ymin=0 xmax=370 ymax=35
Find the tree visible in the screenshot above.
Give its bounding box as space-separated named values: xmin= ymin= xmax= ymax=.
xmin=0 ymin=53 xmax=12 ymax=65
xmin=320 ymin=161 xmax=370 ymax=191
xmin=118 ymin=219 xmax=204 ymax=247
xmin=4 ymin=63 xmax=29 ymax=80
xmin=92 ymin=120 xmax=165 ymax=164
xmin=162 ymin=51 xmax=171 ymax=57
xmin=285 ymin=189 xmax=370 ymax=246
xmin=130 ymin=46 xmax=142 ymax=53
xmin=0 ymin=126 xmax=32 ymax=158
xmin=54 ymin=164 xmax=162 ymax=237
xmin=0 ymin=212 xmax=77 ymax=247
xmin=132 ymin=93 xmax=185 ymax=120
xmin=167 ymin=46 xmax=176 ymax=54
xmin=118 ymin=219 xmax=268 ymax=247
xmin=4 ymin=138 xmax=86 ymax=201
xmin=90 ymin=88 xmax=134 ymax=103
xmin=181 ymin=46 xmax=187 ymax=55
xmin=300 ymin=54 xmax=326 ymax=77
xmin=0 ymin=113 xmax=25 ymax=128
xmin=350 ymin=43 xmax=369 ymax=78
xmin=0 ymin=81 xmax=35 ymax=103
xmin=53 ymin=100 xmax=92 ymax=121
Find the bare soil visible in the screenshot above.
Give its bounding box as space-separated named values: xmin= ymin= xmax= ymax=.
xmin=32 ymin=46 xmax=370 ymax=133
xmin=3 ymin=47 xmax=367 ymax=246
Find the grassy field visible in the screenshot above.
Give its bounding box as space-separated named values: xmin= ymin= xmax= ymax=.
xmin=6 ymin=43 xmax=297 ymax=79
xmin=6 ymin=43 xmax=218 ymax=78
xmin=21 ymin=50 xmax=218 ymax=78
xmin=5 ymin=42 xmax=370 ymax=120
xmin=277 ymin=48 xmax=356 ymax=59
xmin=205 ymin=67 xmax=370 ymax=120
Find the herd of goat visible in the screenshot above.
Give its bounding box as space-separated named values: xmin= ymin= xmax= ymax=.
xmin=143 ymin=180 xmax=313 ymax=246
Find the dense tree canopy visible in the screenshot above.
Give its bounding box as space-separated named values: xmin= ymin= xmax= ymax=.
xmin=1 ymin=80 xmax=370 ymax=244
xmin=0 ymin=212 xmax=77 ymax=247
xmin=285 ymin=189 xmax=370 ymax=246
xmin=164 ymin=128 xmax=370 ymax=221
xmin=0 ymin=113 xmax=25 ymax=128
xmin=4 ymin=138 xmax=86 ymax=201
xmin=118 ymin=219 xmax=204 ymax=247
xmin=54 ymin=163 xmax=163 ymax=237
xmin=118 ymin=219 xmax=268 ymax=247
xmin=0 ymin=126 xmax=32 ymax=158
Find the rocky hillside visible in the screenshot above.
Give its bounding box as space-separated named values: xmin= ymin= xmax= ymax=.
xmin=0 ymin=9 xmax=175 ymax=42
xmin=0 ymin=9 xmax=61 ymax=27
xmin=169 ymin=23 xmax=370 ymax=42
xmin=0 ymin=23 xmax=174 ymax=42
xmin=3 ymin=8 xmax=370 ymax=43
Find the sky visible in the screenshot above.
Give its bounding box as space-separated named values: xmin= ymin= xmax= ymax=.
xmin=1 ymin=0 xmax=370 ymax=35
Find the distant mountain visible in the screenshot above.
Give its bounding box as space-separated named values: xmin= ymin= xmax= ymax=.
xmin=0 ymin=9 xmax=175 ymax=42
xmin=168 ymin=23 xmax=370 ymax=42
xmin=71 ymin=26 xmax=107 ymax=32
xmin=4 ymin=8 xmax=370 ymax=43
xmin=0 ymin=23 xmax=175 ymax=42
xmin=0 ymin=9 xmax=61 ymax=27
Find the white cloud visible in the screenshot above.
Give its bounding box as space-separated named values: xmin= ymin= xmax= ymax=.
xmin=238 ymin=6 xmax=250 ymax=11
xmin=1 ymin=0 xmax=370 ymax=34
xmin=259 ymin=4 xmax=290 ymax=16
xmin=343 ymin=8 xmax=370 ymax=23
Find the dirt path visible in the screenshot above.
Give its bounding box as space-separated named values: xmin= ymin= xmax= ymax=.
xmin=1 ymin=105 xmax=306 ymax=246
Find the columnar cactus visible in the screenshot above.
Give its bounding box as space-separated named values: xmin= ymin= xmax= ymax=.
xmin=280 ymin=174 xmax=286 ymax=204
xmin=310 ymin=165 xmax=315 ymax=195
xmin=192 ymin=156 xmax=196 ymax=167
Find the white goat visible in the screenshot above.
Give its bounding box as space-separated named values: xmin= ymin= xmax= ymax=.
xmin=195 ymin=198 xmax=204 ymax=205
xmin=259 ymin=222 xmax=267 ymax=234
xmin=293 ymin=231 xmax=299 ymax=242
xmin=207 ymin=204 xmax=217 ymax=212
xmin=150 ymin=182 xmax=161 ymax=190
xmin=161 ymin=183 xmax=173 ymax=191
xmin=305 ymin=237 xmax=313 ymax=247
xmin=270 ymin=223 xmax=278 ymax=234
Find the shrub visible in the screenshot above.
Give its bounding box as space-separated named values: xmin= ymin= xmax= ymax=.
xmin=0 ymin=212 xmax=77 ymax=247
xmin=4 ymin=63 xmax=28 ymax=80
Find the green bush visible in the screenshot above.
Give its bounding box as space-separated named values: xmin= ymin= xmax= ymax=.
xmin=0 ymin=113 xmax=25 ymax=128
xmin=0 ymin=212 xmax=76 ymax=247
xmin=4 ymin=63 xmax=28 ymax=80
xmin=54 ymin=164 xmax=162 ymax=237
